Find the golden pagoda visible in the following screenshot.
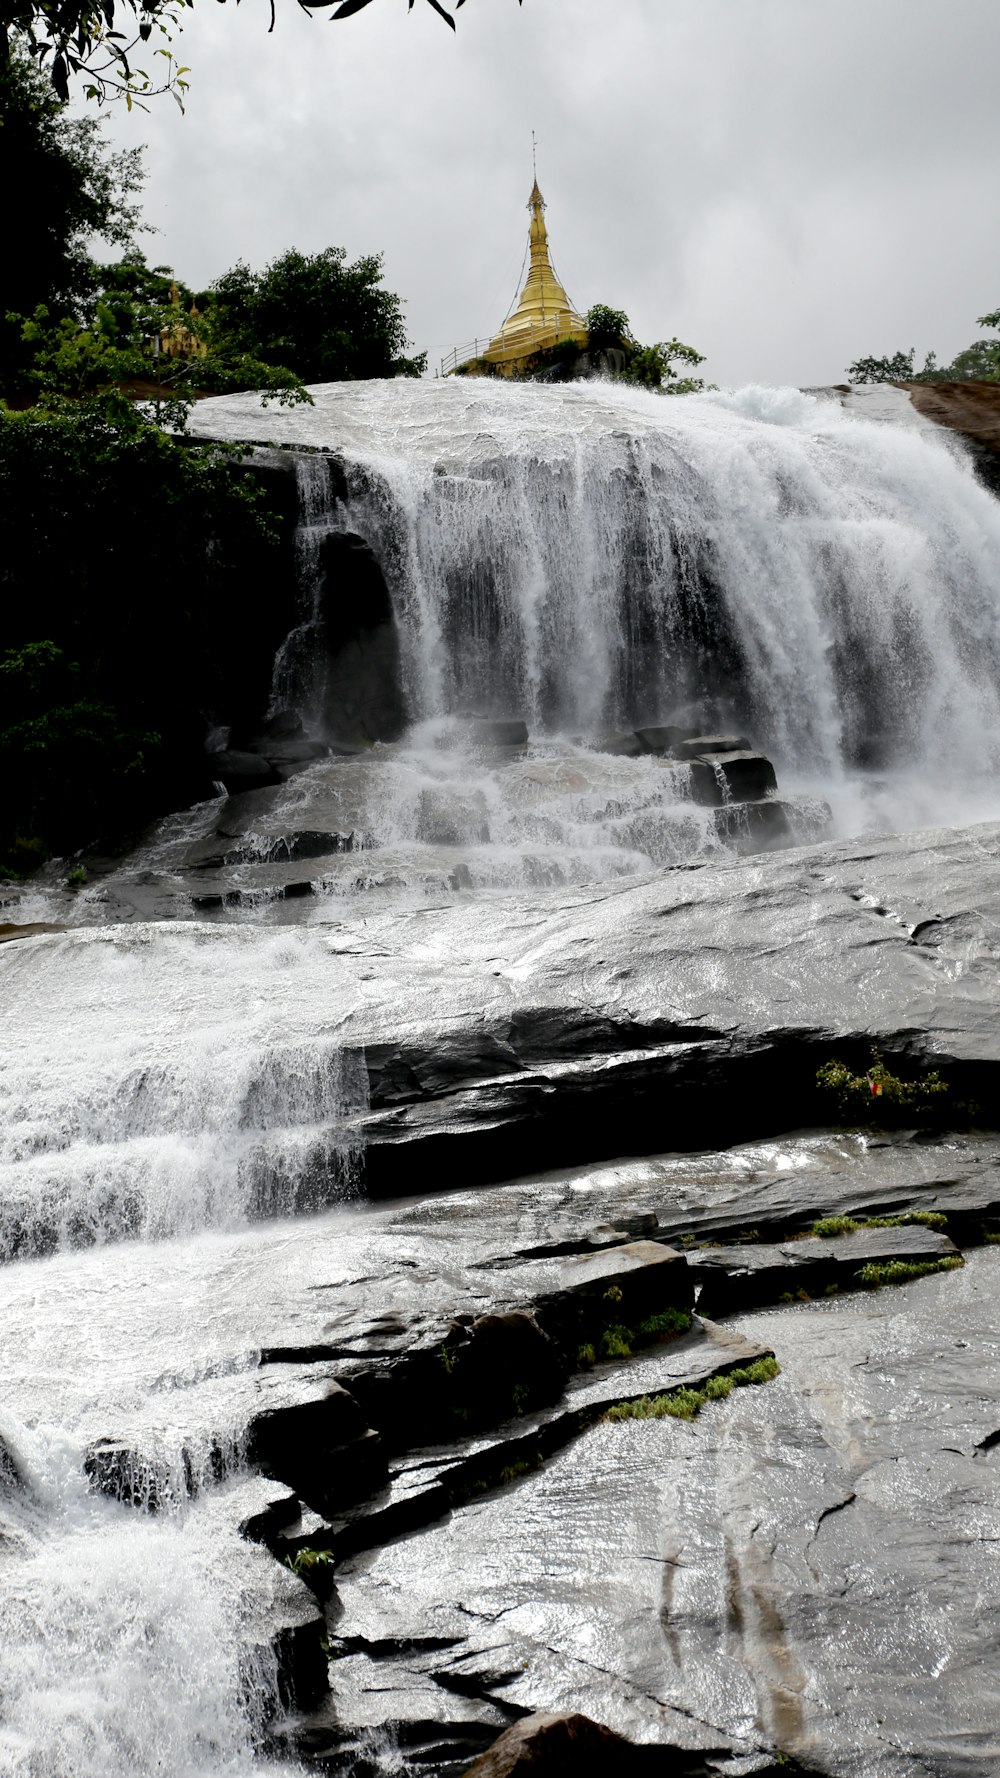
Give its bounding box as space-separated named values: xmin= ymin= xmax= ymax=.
xmin=458 ymin=179 xmax=587 ymax=376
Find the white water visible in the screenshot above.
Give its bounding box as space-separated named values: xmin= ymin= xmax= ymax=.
xmin=0 ymin=925 xmax=367 ymax=1262
xmin=6 ymin=380 xmax=1000 ymax=1775
xmin=190 ymin=380 xmax=1000 ymax=829
xmin=268 ymin=455 xmax=333 ymax=721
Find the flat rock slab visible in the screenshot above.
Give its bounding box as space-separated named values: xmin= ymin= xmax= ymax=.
xmin=331 ymin=1250 xmax=1000 ymax=1778
xmin=7 ymin=820 xmax=1000 ymax=1198
xmin=692 ymin=1224 xmax=959 ymax=1315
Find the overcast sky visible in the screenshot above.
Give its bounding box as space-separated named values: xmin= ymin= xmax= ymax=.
xmin=96 ymin=0 xmax=1000 ymax=387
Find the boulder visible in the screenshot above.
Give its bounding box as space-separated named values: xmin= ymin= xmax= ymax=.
xmin=536 ymin=1240 xmax=692 ymax=1352
xmin=223 ymin=831 xmax=364 ymax=866
xmin=589 ymin=731 xmax=646 ymax=757
xmin=418 ymin=788 xmax=491 ymax=847
xmin=260 ymin=709 xmax=303 ymax=740
xmin=713 ymin=798 xmax=791 ymax=851
xmin=633 ymin=725 xmax=700 ymax=754
xmin=685 ymin=760 xmax=725 ymax=807
xmin=248 ymin=738 xmax=328 ymax=765
xmin=674 ymin=733 xmax=752 ymax=758
xmin=0 ymin=1433 xmax=24 ymax=1492
xmin=247 ymin=1380 xmax=387 ymax=1516
xmin=206 ymin=750 xmax=281 ymax=792
xmin=468 ymin=718 xmax=529 ymax=748
xmin=699 ymin=750 xmax=778 ymax=802
xmin=694 ymin=1223 xmax=960 ymax=1318
xmin=461 ymin=1711 xmax=700 ymax=1774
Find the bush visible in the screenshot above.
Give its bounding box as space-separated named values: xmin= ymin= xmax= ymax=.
xmin=810 ymin=1211 xmax=949 ymax=1237
xmin=857 ymin=1256 xmax=963 ymax=1289
xmin=605 ymin=1356 xmax=780 ymax=1423
xmin=816 ymin=1048 xmax=950 ymax=1124
xmin=0 ymin=397 xmax=283 ymax=869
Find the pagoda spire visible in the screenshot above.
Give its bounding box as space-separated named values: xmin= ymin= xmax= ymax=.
xmin=482 ymin=169 xmax=587 ymax=369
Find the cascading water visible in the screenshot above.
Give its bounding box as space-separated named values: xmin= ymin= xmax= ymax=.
xmin=188 ymin=379 xmax=1000 ymax=836
xmin=268 ymin=456 xmax=336 ymax=724
xmin=0 ymin=923 xmax=375 ymax=1778
xmin=7 ymin=379 xmax=1000 ymax=1778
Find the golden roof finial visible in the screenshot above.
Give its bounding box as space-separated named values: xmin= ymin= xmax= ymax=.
xmin=482 ymin=147 xmax=586 ymax=369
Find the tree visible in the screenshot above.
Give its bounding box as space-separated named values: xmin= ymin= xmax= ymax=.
xmin=0 ymin=47 xmax=143 ymax=386
xmin=584 ymin=303 xmax=632 ymax=353
xmin=579 ymin=301 xmax=706 ymax=394
xmin=620 ymin=338 xmax=706 ymax=393
xmin=209 ymin=247 xmax=426 ymax=383
xmin=0 ymin=394 xmax=286 ymax=872
xmin=847 ymin=311 xmax=1000 ymax=386
xmin=1 ymin=0 xmax=518 ymax=107
xmin=846 ymin=348 xmax=929 ymax=385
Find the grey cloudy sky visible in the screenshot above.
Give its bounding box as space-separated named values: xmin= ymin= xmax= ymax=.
xmin=98 ymin=0 xmax=1000 ymax=387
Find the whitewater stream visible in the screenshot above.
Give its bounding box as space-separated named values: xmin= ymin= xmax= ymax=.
xmin=4 ymin=380 xmax=1000 ymax=1778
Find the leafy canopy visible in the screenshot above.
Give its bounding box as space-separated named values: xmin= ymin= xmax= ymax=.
xmin=209 ymin=247 xmax=426 ymax=383
xmin=847 ymin=310 xmax=1000 ymax=385
xmin=2 ymin=0 xmax=519 ymax=108
xmin=0 ymin=394 xmax=283 ymax=873
xmin=0 ymin=47 xmax=143 ymax=383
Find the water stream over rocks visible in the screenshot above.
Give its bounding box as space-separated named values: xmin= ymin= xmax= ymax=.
xmin=4 ymin=382 xmax=1000 ymax=1777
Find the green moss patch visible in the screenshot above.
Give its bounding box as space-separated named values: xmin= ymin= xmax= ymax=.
xmin=856 ymin=1256 xmax=963 ymax=1289
xmin=605 ymin=1355 xmax=780 ymax=1424
xmin=810 ymin=1211 xmax=948 ymax=1238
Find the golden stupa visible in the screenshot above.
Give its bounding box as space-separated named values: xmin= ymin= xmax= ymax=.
xmin=472 ymin=179 xmax=587 ymax=374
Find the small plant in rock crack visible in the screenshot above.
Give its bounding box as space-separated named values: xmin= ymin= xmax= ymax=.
xmin=605 ymin=1357 xmax=781 ymax=1423
xmin=599 ymin=1324 xmax=634 ymax=1360
xmin=284 ymin=1547 xmax=334 ymax=1579
xmin=857 ymin=1256 xmax=963 ymax=1289
xmin=498 ymin=1457 xmax=538 ymax=1486
xmin=816 ymin=1048 xmax=950 ymax=1124
xmin=810 ymin=1211 xmax=948 ymax=1237
xmin=510 ymin=1382 xmax=531 ymax=1415
xmin=634 ymin=1306 xmax=692 ymax=1344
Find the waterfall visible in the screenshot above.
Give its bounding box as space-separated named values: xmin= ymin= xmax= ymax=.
xmin=267 ymin=454 xmax=337 ymax=724
xmin=0 ymin=926 xmax=368 ymax=1262
xmin=0 ymin=1418 xmax=291 ymax=1778
xmin=190 ymin=379 xmax=1000 ymax=812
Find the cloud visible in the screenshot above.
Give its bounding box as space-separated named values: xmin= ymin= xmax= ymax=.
xmin=97 ymin=0 xmax=1000 ymax=385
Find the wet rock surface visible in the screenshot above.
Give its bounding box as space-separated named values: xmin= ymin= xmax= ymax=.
xmin=317 ymin=1250 xmax=1000 ymax=1778
xmin=5 ymin=1122 xmax=996 ymax=1775
xmin=3 ymin=820 xmax=1000 ymax=1209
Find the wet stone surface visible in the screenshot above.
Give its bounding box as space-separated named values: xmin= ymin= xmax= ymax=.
xmin=319 ymin=1251 xmax=1000 ymax=1778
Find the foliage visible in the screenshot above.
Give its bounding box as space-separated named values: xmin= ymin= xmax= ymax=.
xmin=508 ymin=296 xmax=704 ymax=394
xmin=283 ymin=1546 xmax=334 ymax=1578
xmin=498 ymin=1458 xmax=534 ymax=1486
xmin=816 ymin=1048 xmax=949 ymax=1123
xmin=209 ymin=247 xmax=425 ymax=384
xmin=856 ymin=1256 xmax=963 ymax=1289
xmin=847 ymin=309 xmax=1000 ymax=385
xmin=605 ymin=1357 xmax=780 ymax=1423
xmin=619 ymin=337 xmax=706 ymax=393
xmin=846 ymin=349 xmax=930 ymax=385
xmin=599 ymin=1324 xmax=632 ymax=1360
xmin=11 ymin=277 xmax=310 ymax=408
xmin=589 ymin=1303 xmax=692 ymax=1364
xmin=634 ymin=1306 xmax=692 ymax=1343
xmin=579 ymin=301 xmax=707 ymax=394
xmin=4 ymin=0 xmax=517 ymax=106
xmin=0 ymin=396 xmax=284 ymax=870
xmin=0 ymin=47 xmax=144 ymax=387
xmin=810 ymin=1211 xmax=948 ymax=1237
xmin=584 ymin=303 xmax=632 ymax=352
